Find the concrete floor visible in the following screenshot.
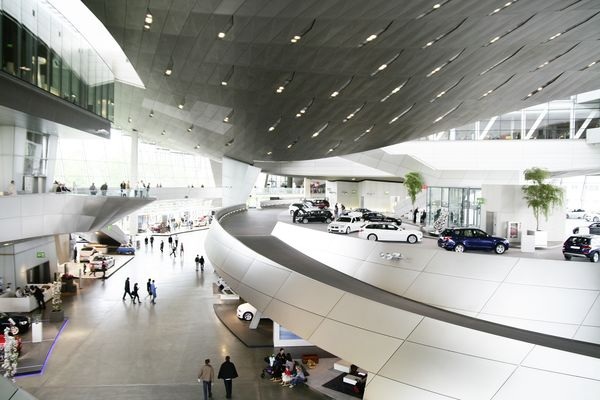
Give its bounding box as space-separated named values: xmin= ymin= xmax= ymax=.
xmin=16 ymin=229 xmax=331 ymax=400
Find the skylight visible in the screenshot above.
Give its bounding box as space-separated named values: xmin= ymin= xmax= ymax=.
xmin=381 ymin=80 xmax=409 ymax=102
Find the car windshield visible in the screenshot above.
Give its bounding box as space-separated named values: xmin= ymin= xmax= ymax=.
xmin=337 ymin=217 xmax=351 ymax=222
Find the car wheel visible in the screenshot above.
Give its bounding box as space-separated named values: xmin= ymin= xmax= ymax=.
xmin=591 ymin=252 xmax=599 ymax=263
xmin=325 ymin=218 xmax=332 ymax=223
xmin=243 ymin=312 xmax=254 ymax=321
xmin=302 ymin=218 xmax=309 ymax=224
xmin=564 ymin=254 xmax=572 ymax=260
xmin=494 ymin=244 xmax=506 ymax=254
xmin=454 ymin=244 xmax=465 ymax=253
xmin=367 ymin=234 xmax=378 ymax=241
xmin=407 ymin=235 xmax=417 ymax=244
xmin=346 ymin=227 xmax=351 ymax=234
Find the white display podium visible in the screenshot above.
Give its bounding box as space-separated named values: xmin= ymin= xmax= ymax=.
xmin=31 ymin=322 xmax=43 ymax=343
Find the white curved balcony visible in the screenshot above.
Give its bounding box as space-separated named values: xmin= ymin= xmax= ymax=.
xmin=205 ymin=206 xmax=600 ymax=400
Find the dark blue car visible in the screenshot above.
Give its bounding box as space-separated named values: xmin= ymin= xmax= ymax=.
xmin=437 ymin=228 xmax=509 ymax=254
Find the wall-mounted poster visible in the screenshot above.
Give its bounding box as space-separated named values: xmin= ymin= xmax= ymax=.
xmin=508 ymin=221 xmax=520 ymax=241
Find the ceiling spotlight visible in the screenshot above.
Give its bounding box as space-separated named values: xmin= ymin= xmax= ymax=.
xmin=290 ymin=19 xmax=315 ymax=44
xmin=275 ymin=72 xmax=295 ymax=94
xmin=268 ymin=117 xmax=282 ymax=132
xmin=194 ymin=144 xmax=200 ymax=149
xmin=433 ymin=3 xmax=441 ymax=9
xmin=366 ymin=34 xmax=378 ymax=42
xmin=144 ymin=24 xmax=151 ymax=30
xmin=164 ymin=58 xmax=174 ymax=76
xmin=161 ymin=130 xmax=166 ymax=135
xmin=225 ymin=138 xmax=234 ymax=147
xmin=223 ymin=109 xmax=234 ymax=123
xmin=311 ymin=122 xmax=329 ymax=138
xmin=149 ymin=110 xmax=154 ymax=117
xmin=218 ymin=15 xmax=234 ymax=39
xmin=178 ymin=101 xmax=184 ymax=110
xmin=267 ymin=151 xmax=272 ymax=155
xmin=145 ymin=8 xmax=153 ymax=24
xmin=128 ymin=116 xmax=132 ymax=123
xmin=220 ymin=65 xmax=234 ymax=86
xmin=330 ymin=91 xmax=339 ymax=98
xmin=187 ymin=125 xmax=193 ymax=132
xmin=370 ymin=53 xmax=401 ymax=76
xmin=358 ymin=21 xmax=394 ymax=47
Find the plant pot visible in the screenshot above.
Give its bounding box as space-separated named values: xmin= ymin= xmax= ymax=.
xmin=49 ymin=310 xmax=64 ymax=322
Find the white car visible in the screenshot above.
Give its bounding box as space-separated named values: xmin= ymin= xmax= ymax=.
xmin=566 ymin=209 xmax=586 ymax=219
xmin=358 ymin=222 xmax=423 ymax=243
xmin=327 ymin=216 xmax=363 ymax=234
xmin=90 ymin=254 xmax=115 ymax=269
xmin=584 ymin=212 xmax=600 ymax=222
xmin=79 ymin=246 xmax=98 ymax=262
xmin=236 ymin=302 xmax=257 ymax=321
xmin=288 ymin=202 xmax=314 ymax=215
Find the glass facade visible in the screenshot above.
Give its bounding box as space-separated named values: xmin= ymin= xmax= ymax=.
xmin=423 ymin=98 xmax=600 ymax=141
xmin=0 ymin=1 xmax=114 ymax=120
xmin=426 ymin=187 xmax=482 ymax=228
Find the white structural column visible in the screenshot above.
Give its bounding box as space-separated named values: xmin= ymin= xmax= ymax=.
xmin=129 ymin=130 xmax=139 ymax=236
xmin=221 ymin=157 xmax=260 ymax=207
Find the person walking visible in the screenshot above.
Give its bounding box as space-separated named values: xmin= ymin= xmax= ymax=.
xmin=168 ymin=235 xmax=173 ymax=247
xmin=131 ymin=283 xmax=141 ymax=304
xmin=170 ymin=244 xmax=177 ymax=258
xmin=292 ymin=208 xmax=299 ymax=223
xmin=200 ymin=255 xmax=205 ymax=271
xmin=150 ymin=236 xmax=154 ymax=248
xmin=146 ymin=278 xmax=152 ymax=299
xmin=122 ymin=277 xmax=132 ymax=301
xmin=179 ymin=242 xmax=184 ymax=256
xmin=144 ymin=237 xmax=148 ymax=246
xmin=160 ymin=240 xmax=164 ymax=253
xmin=150 ymin=280 xmax=157 ymax=304
xmin=195 ymin=254 xmax=201 ymax=271
xmin=217 ymin=355 xmax=238 ymax=399
xmin=174 ymin=234 xmax=179 ymax=248
xmin=198 ymin=358 xmax=214 ymax=400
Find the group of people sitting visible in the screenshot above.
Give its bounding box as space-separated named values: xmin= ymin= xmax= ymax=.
xmin=266 ymin=348 xmax=307 ymax=389
xmin=14 ymin=285 xmax=47 ymax=308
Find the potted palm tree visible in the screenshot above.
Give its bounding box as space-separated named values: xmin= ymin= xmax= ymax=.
xmin=522 ymin=167 xmax=563 ymax=248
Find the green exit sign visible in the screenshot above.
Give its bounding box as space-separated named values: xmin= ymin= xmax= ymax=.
xmin=36 ymin=251 xmax=45 ymax=258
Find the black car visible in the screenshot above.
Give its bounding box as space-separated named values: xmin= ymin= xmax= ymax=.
xmin=573 ymin=223 xmax=600 ymax=235
xmin=563 ymin=235 xmax=600 ymax=262
xmin=362 ymin=212 xmax=401 ymax=225
xmin=295 ymin=209 xmax=333 ymax=223
xmin=0 ymin=313 xmax=31 ymax=334
xmin=437 ymin=228 xmax=509 ymax=254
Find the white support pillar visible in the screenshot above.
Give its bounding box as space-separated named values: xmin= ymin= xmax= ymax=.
xmin=520 ymin=109 xmax=526 ymax=140
xmin=222 ymin=157 xmax=261 ymax=207
xmin=129 ymin=130 xmax=139 ymax=236
xmin=248 ymin=311 xmax=263 ymax=329
xmin=569 ymin=96 xmax=576 ymax=139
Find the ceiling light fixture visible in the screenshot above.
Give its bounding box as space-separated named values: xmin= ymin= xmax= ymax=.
xmin=267 ymin=151 xmax=272 ymax=155
xmin=178 ymin=99 xmax=185 ymax=109
xmin=330 ymin=76 xmax=354 ymax=98
xmin=342 ymin=102 xmax=366 ymax=123
xmin=416 ymin=0 xmax=450 ymax=19
xmin=311 ymin=122 xmax=329 ymax=138
xmin=287 ymin=138 xmax=299 ymax=149
xmin=221 ymin=65 xmax=234 ymax=86
xmin=145 ymin=8 xmax=153 ymax=24
xmin=429 ymin=77 xmax=464 ymax=103
xmin=144 ymin=24 xmax=151 ymax=30
xmin=223 ymin=109 xmax=234 ymax=123
xmin=268 ymin=117 xmax=282 ymax=132
xmin=187 ymin=125 xmax=193 ymax=132
xmin=128 ymin=116 xmax=132 ymax=123
xmin=483 ymin=15 xmax=534 ymax=47
xmin=580 ymin=60 xmax=599 ymax=71
xmin=295 ymin=98 xmax=315 ymax=118
xmin=149 ymin=110 xmax=154 ymax=118
xmin=543 ymin=11 xmax=600 ymax=44
xmin=478 ymin=74 xmax=515 ymax=100
xmin=194 ymin=144 xmax=200 ymax=149
xmin=434 ymin=103 xmax=462 ymax=123
xmin=358 ymin=21 xmax=394 ymax=47
xmin=381 ymin=80 xmax=409 ymax=102
xmin=370 ymin=52 xmax=402 ymax=77
xmin=275 ymin=71 xmax=295 ymax=94
xmin=161 ymin=130 xmax=166 ymax=135
xmin=389 ymin=104 xmax=414 ymax=124
xmin=290 ymin=19 xmax=316 ymax=43
xmin=218 ymin=15 xmax=234 ymax=39
xmin=488 ymin=0 xmax=517 ymax=16
xmin=426 ymin=49 xmax=465 ymax=77
xmin=327 ymin=140 xmax=342 ymax=154
xmin=523 ymin=73 xmax=564 ymax=100
xmin=422 ymin=18 xmax=468 ymax=49
xmin=354 ymin=124 xmax=374 ymax=142
xmin=225 ymin=138 xmax=234 ymax=146
xmin=164 ymin=58 xmax=174 ymax=76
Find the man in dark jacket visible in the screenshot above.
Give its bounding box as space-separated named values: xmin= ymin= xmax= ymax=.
xmin=217 ymin=356 xmax=238 ymax=399
xmin=122 ymin=277 xmax=132 ymax=300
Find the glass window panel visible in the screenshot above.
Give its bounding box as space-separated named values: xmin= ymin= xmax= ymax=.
xmin=2 ymin=13 xmax=19 ymax=75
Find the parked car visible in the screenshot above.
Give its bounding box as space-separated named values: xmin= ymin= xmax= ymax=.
xmin=566 ymin=209 xmax=586 ymax=219
xmin=306 ymin=199 xmax=330 ymax=209
xmin=343 ymin=208 xmax=370 ymax=218
xmin=288 ymin=202 xmax=314 ymax=215
xmin=236 ymin=302 xmax=257 ymax=321
xmin=79 ymin=246 xmax=98 ymax=262
xmin=358 ymin=223 xmax=422 ymax=243
xmin=573 ymin=223 xmax=600 ymax=235
xmin=437 ymin=228 xmax=509 ymax=254
xmin=327 ymin=216 xmax=363 ymax=234
xmin=0 ymin=313 xmax=30 ymax=334
xmin=117 ymin=245 xmax=135 ymax=255
xmin=150 ymin=222 xmax=170 ymax=233
xmin=90 ymin=254 xmax=115 ymax=269
xmin=295 ymin=209 xmax=333 ymax=223
xmin=584 ymin=212 xmax=600 ymax=222
xmin=362 ymin=212 xmax=402 ymax=225
xmin=562 ymin=235 xmax=600 ymax=263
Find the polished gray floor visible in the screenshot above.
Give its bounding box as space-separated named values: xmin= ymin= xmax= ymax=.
xmin=16 ymin=229 xmax=331 ymax=400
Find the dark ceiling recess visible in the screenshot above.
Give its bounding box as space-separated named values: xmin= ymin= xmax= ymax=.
xmin=83 ymin=0 xmax=600 ymax=163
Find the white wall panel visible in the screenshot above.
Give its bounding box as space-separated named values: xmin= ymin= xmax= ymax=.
xmin=274 ymin=273 xmax=344 ymax=316
xmin=574 ymin=326 xmax=600 ymax=344
xmin=241 ymin=258 xmax=291 ymax=297
xmin=405 ymin=273 xmax=500 ymax=312
xmin=582 ymin=296 xmax=600 ymax=326
xmin=379 ymin=342 xmax=515 ymax=400
xmin=478 ymin=313 xmax=579 ymax=338
xmin=365 ymin=376 xmax=454 ymax=400
xmin=309 ymin=319 xmax=403 ymax=373
xmin=481 ymin=284 xmax=598 ymax=324
xmin=523 ymin=347 xmax=600 ymax=381
xmin=232 ymin=282 xmax=273 ymax=312
xmin=20 ymin=195 xmax=44 ymax=215
xmin=506 ymin=259 xmax=600 ymax=290
xmin=353 ymin=263 xmax=420 ymax=295
xmin=364 ymin=244 xmax=433 ymax=272
xmin=492 ymin=367 xmax=600 ymax=400
xmin=425 ymin=251 xmax=516 ymax=282
xmin=407 ymin=318 xmax=533 ymax=364
xmin=327 ymin=293 xmax=423 ymax=339
xmin=263 ymin=298 xmax=324 ymax=339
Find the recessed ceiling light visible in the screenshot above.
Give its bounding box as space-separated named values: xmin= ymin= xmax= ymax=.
xmin=267 ymin=151 xmax=272 ymax=155
xmin=366 ymin=34 xmax=378 ymax=42
xmin=433 ymin=3 xmax=441 ymax=8
xmin=290 ymin=20 xmax=316 ymax=44
xmin=268 ymin=126 xmax=275 ymax=132
xmin=145 ymin=8 xmax=153 ymax=24
xmin=164 ymin=58 xmax=174 ymax=76
xmin=330 ymin=91 xmax=339 ymax=97
xmin=220 ymin=65 xmax=234 ymax=87
xmin=161 ymin=130 xmax=166 ymax=135
xmin=330 ymin=76 xmax=354 ymax=98
xmin=187 ymin=125 xmax=193 ymax=132
xmin=275 ymin=72 xmax=295 ymax=94
xmin=149 ymin=110 xmax=154 ymax=117
xmin=389 ymin=104 xmax=414 ymax=124
xmin=358 ymin=21 xmax=394 ymax=47
xmin=218 ymin=15 xmax=234 ymax=39
xmin=370 ymin=53 xmax=401 ymax=76
xmin=381 ymin=80 xmax=409 ymax=102
xmin=223 ymin=109 xmax=234 ymax=123
xmin=268 ymin=117 xmax=281 ymax=132
xmin=221 ymin=81 xmax=227 ymax=86
xmin=144 ymin=24 xmax=151 ymax=30
xmin=434 ymin=103 xmax=462 ymax=123
xmin=312 ymin=122 xmax=329 ymax=138
xmin=293 ymin=35 xmax=301 ymax=40
xmin=128 ymin=116 xmax=132 ymax=123
xmin=178 ymin=102 xmax=184 ymax=110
